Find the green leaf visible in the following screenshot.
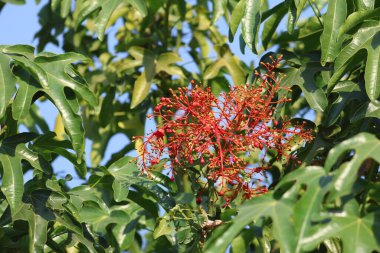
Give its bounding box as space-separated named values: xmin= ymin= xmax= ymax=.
xmin=0 ymin=154 xmax=23 ymax=216
xmin=11 ymin=69 xmax=41 ymax=120
xmin=204 ymin=193 xmax=295 ymax=253
xmin=295 ymin=0 xmax=307 ymax=25
xmin=79 ymin=201 xmax=130 ymax=233
xmin=355 ymin=0 xmax=375 ymax=11
xmin=338 ymin=8 xmax=380 ymax=37
xmin=0 ymin=0 xmax=25 ymax=4
xmin=203 ymin=46 xmax=245 ymax=86
xmin=241 ymin=0 xmax=262 ymax=53
xmin=276 ymin=166 xmax=332 ymax=253
xmin=150 ymin=170 xmax=178 ymax=194
xmin=229 ymin=0 xmax=246 ymax=37
xmin=108 ymin=156 xmax=176 ymax=210
xmin=2 ymin=45 xmax=48 ymax=86
xmin=0 ymin=133 xmax=51 ymax=215
xmin=231 ymin=228 xmax=255 ymax=253
xmin=262 ymin=3 xmax=287 ymax=49
xmin=0 ymin=53 xmax=16 ymax=120
xmin=12 ymin=203 xmax=49 ymax=253
xmin=323 ymin=80 xmax=364 ymax=126
xmin=99 ymin=87 xmax=115 ymax=127
xmin=153 ymin=216 xmax=175 ymax=239
xmin=194 ymin=31 xmax=210 ymax=58
xmin=21 ymin=104 xmax=50 ymax=134
xmin=155 ymin=52 xmax=184 ymax=78
xmin=75 ymin=0 xmax=147 ymax=40
xmin=3 ymin=47 xmax=96 ymax=160
xmin=69 ymin=185 xmax=109 ymax=213
xmin=211 ymin=0 xmax=226 ymax=24
xmin=74 ymin=0 xmax=101 ymax=29
xmin=287 ymin=0 xmax=307 ymax=35
xmin=368 ymin=183 xmax=380 ymax=205
xmin=300 ymin=135 xmax=332 ymax=165
xmin=328 ymin=21 xmax=380 ymax=91
xmin=302 ymin=201 xmax=380 ymax=253
xmin=125 ymin=0 xmax=148 ymax=17
xmin=204 ymin=60 xmax=226 ymax=80
xmin=95 ymin=0 xmax=123 ymax=41
xmin=33 ymin=53 xmax=96 ymax=159
xmin=127 ymin=190 xmax=159 ymax=218
xmin=89 ymin=126 xmax=112 ymax=167
xmin=325 ymin=133 xmax=380 ymax=198
xmin=350 ymin=100 xmax=380 ymax=121
xmin=51 ymin=0 xmax=72 ymax=18
xmin=32 ymin=133 xmax=87 ymax=178
xmin=287 ymin=0 xmax=297 ymax=34
xmin=322 ymin=238 xmax=342 ymax=253
xmin=320 ymin=0 xmax=347 ymax=65
xmin=113 ymin=215 xmax=140 ymax=250
xmin=51 ymin=0 xmax=59 ymax=10
xmin=60 ymin=0 xmax=71 ymax=18
xmin=0 ymin=46 xmax=44 ymax=121
xmin=281 ymin=64 xmax=328 ymax=112
xmin=130 ymin=49 xmax=156 ymax=109
xmin=364 ymin=32 xmax=380 ymax=100
xmin=131 ymin=71 xmax=153 ymax=109
xmin=55 ymin=212 xmax=97 ymax=252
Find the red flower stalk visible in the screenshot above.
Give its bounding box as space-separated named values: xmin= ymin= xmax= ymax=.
xmin=134 ymin=56 xmax=313 ymax=204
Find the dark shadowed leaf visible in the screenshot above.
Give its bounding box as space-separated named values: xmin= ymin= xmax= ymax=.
xmin=262 ymin=3 xmax=287 ymax=49
xmin=12 ymin=203 xmax=49 ymax=253
xmin=351 ymin=100 xmax=380 ymax=121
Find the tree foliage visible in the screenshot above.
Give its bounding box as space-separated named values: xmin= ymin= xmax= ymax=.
xmin=0 ymin=0 xmax=379 ymax=252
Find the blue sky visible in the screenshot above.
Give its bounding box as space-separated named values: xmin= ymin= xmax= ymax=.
xmin=0 ymin=0 xmax=309 ymax=186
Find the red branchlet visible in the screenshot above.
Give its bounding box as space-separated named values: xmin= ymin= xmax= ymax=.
xmin=134 ymin=56 xmax=313 ymax=203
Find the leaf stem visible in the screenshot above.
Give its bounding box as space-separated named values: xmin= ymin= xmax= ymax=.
xmin=308 ymin=0 xmax=323 ymax=27
xmin=163 ymin=0 xmax=172 ymax=50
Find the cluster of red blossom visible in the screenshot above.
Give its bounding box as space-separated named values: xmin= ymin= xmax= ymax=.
xmin=134 ymin=56 xmax=313 ymax=204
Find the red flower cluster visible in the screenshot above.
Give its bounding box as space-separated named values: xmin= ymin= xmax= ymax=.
xmin=135 ymin=56 xmax=313 ymax=204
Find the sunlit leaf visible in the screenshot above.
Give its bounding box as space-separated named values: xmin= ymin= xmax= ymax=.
xmin=302 ymin=201 xmax=380 ymax=253
xmin=0 ymin=133 xmax=51 ymax=215
xmin=75 ymin=0 xmax=147 ymax=40
xmin=325 ymin=133 xmax=380 ymax=199
xmin=320 ymin=0 xmax=347 ymax=65
xmin=281 ymin=63 xmax=328 ymax=112
xmin=241 ymin=0 xmax=262 ymax=53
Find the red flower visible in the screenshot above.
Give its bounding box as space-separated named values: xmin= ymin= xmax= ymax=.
xmin=134 ymin=56 xmax=313 ymax=203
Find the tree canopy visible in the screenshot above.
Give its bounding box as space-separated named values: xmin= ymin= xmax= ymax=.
xmin=0 ymin=0 xmax=379 ymax=252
